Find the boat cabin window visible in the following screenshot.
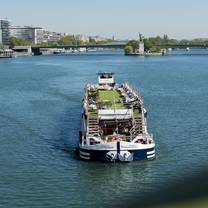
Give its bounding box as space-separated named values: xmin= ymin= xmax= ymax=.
xmin=100 ymin=74 xmax=112 ymax=79
xmin=98 ymin=72 xmax=114 ymax=79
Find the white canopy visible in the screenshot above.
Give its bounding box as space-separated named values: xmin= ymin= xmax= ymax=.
xmin=98 ymin=109 xmax=133 ymax=120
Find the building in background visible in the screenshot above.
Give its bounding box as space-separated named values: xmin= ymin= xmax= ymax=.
xmin=75 ymin=34 xmax=89 ymax=43
xmin=0 ymin=19 xmax=11 ymax=45
xmin=89 ymin=35 xmax=107 ymax=42
xmin=42 ymin=31 xmax=66 ymax=42
xmin=10 ymin=26 xmax=44 ymax=44
xmin=1 ymin=17 xmax=112 ymax=46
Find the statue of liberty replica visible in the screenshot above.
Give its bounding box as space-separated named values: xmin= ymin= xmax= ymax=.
xmin=138 ymin=33 xmax=144 ymax=55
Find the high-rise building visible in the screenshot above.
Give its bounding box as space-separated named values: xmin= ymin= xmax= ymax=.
xmin=0 ymin=19 xmax=11 ymax=45
xmin=10 ymin=26 xmax=44 ymax=44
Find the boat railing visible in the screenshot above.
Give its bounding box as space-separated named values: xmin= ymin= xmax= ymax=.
xmin=122 ymin=82 xmax=143 ymax=106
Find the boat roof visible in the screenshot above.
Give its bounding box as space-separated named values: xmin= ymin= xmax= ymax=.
xmin=97 ymin=72 xmax=114 ymax=76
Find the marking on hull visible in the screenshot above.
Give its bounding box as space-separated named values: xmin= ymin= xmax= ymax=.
xmin=79 ymin=150 xmax=90 ymax=156
xmin=147 ymin=154 xmax=155 ymax=159
xmin=80 ymin=154 xmax=90 ymax=160
xmin=147 ymin=150 xmax=155 ymax=155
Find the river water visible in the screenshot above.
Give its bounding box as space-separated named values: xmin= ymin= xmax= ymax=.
xmin=0 ymin=50 xmax=208 ymax=207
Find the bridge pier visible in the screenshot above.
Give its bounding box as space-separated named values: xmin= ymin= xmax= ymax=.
xmin=31 ymin=47 xmax=42 ymax=55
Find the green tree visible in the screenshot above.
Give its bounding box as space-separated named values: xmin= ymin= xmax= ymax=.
xmin=149 ymin=46 xmax=161 ymax=53
xmin=88 ymin=37 xmax=96 ymax=44
xmin=124 ymin=45 xmax=133 ymax=54
xmin=9 ymin=37 xmax=33 ymax=48
xmin=126 ymin=40 xmax=139 ymax=51
xmin=144 ymin=39 xmax=153 ymax=51
xmin=57 ymin=35 xmax=83 ymax=45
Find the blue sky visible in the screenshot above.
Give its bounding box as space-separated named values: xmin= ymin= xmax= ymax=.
xmin=0 ymin=0 xmax=208 ymax=39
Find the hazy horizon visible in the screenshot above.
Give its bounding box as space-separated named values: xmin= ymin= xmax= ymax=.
xmin=1 ymin=0 xmax=208 ymax=40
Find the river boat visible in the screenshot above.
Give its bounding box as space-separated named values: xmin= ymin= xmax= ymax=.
xmin=0 ymin=49 xmax=15 ymax=58
xmin=79 ymin=72 xmax=155 ymax=162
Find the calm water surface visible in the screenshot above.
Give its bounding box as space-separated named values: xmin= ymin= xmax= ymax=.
xmin=0 ymin=50 xmax=208 ymax=207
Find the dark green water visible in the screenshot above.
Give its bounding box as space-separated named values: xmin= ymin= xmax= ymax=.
xmin=0 ymin=50 xmax=208 ymax=207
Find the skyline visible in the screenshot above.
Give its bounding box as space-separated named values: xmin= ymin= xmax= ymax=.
xmin=1 ymin=0 xmax=208 ymax=40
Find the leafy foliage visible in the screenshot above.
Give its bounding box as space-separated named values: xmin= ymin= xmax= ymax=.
xmin=125 ymin=38 xmax=161 ymax=53
xmin=9 ymin=37 xmax=33 ymax=48
xmin=125 ymin=40 xmax=139 ymax=52
xmin=124 ymin=45 xmax=133 ymax=54
xmin=58 ymin=35 xmax=83 ymax=45
xmin=125 ymin=34 xmax=183 ymax=54
xmin=38 ymin=36 xmax=115 ymax=46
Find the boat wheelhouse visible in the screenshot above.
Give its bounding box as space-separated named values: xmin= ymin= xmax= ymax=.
xmin=79 ymin=72 xmax=155 ymax=162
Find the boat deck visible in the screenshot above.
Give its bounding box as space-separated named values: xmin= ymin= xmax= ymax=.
xmin=87 ymin=87 xmax=143 ymax=118
xmin=98 ymin=89 xmax=126 ymax=109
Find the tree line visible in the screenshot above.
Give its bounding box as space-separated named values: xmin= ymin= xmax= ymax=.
xmin=124 ymin=35 xmax=208 ymax=54
xmin=9 ymin=34 xmax=208 ymax=49
xmin=8 ymin=35 xmax=114 ymax=48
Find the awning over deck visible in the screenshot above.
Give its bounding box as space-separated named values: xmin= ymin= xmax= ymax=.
xmin=98 ymin=109 xmax=133 ymax=120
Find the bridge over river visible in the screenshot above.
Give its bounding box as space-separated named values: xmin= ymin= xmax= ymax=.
xmin=31 ymin=42 xmax=208 ymax=55
xmin=159 ymin=44 xmax=208 ymax=49
xmin=31 ymin=42 xmax=127 ymax=55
